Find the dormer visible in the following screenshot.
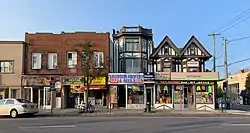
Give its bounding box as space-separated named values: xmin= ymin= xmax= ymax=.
xmin=180 ymin=36 xmax=212 ymax=72
xmin=150 ymin=35 xmax=181 ymax=72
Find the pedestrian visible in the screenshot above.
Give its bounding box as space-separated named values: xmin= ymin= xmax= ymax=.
xmin=226 ymin=97 xmax=231 ymax=110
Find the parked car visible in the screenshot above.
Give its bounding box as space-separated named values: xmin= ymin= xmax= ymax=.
xmin=0 ymin=98 xmax=39 ymax=118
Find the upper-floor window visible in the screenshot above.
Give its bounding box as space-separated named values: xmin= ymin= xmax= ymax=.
xmin=94 ymin=52 xmax=104 ymax=68
xmin=190 ymin=44 xmax=195 ymax=55
xmin=141 ymin=39 xmax=147 ymax=52
xmin=31 ymin=53 xmax=42 ymax=69
xmin=164 ymin=45 xmax=169 ymax=55
xmin=125 ymin=38 xmax=139 ymax=51
xmin=67 ymin=52 xmax=77 ymax=68
xmin=0 ymin=61 xmax=14 ymax=73
xmin=47 ymin=53 xmax=58 ymax=69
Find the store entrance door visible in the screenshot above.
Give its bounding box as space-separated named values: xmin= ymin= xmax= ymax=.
xmin=146 ymin=88 xmax=153 ymax=106
xmin=42 ymin=87 xmax=51 ymax=110
xmin=173 ymin=85 xmax=184 ymax=110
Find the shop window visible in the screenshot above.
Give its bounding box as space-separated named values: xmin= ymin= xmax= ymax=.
xmin=127 ymin=85 xmax=144 ymax=104
xmin=11 ymin=89 xmax=18 ymax=98
xmin=156 ymin=85 xmax=172 ymax=104
xmin=195 ymin=85 xmax=213 ymax=104
xmin=173 ymin=85 xmax=183 ymax=104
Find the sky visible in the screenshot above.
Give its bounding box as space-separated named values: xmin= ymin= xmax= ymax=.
xmin=1 ymin=0 xmax=250 ymax=78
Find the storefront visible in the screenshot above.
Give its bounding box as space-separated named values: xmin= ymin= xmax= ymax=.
xmin=21 ymin=76 xmax=61 ymax=109
xmin=154 ymin=72 xmax=173 ymax=109
xmin=84 ymin=76 xmax=107 ymax=106
xmin=108 ymin=73 xmax=144 ymax=109
xmin=170 ymin=72 xmax=219 ymax=110
xmin=61 ymin=76 xmax=84 ymax=108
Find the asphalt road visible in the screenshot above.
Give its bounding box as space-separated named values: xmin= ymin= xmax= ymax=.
xmin=1 ymin=116 xmax=250 ymax=133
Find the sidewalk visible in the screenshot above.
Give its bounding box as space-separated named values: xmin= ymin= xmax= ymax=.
xmin=37 ymin=108 xmax=247 ymax=117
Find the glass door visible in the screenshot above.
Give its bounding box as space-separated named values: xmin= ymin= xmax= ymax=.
xmin=173 ymin=85 xmax=184 ymax=110
xmin=43 ymin=87 xmax=51 ymax=110
xmin=22 ymin=87 xmax=32 ymax=102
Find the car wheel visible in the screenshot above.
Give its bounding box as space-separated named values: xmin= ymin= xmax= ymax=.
xmin=10 ymin=109 xmax=18 ymax=118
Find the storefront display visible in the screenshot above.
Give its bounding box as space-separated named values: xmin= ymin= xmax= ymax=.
xmin=127 ymin=85 xmax=144 ymax=104
xmin=195 ymin=85 xmax=213 ymax=104
xmin=156 ymin=85 xmax=172 ymax=104
xmin=173 ymin=85 xmax=182 ymax=104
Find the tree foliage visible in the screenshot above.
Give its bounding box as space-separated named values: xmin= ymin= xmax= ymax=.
xmin=73 ymin=40 xmax=109 ymax=112
xmin=245 ymin=73 xmax=250 ymax=91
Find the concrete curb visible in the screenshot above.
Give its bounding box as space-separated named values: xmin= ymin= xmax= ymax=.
xmin=35 ymin=112 xmax=249 ymax=117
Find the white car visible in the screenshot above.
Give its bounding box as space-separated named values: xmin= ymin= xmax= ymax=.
xmin=0 ymin=98 xmax=39 ymax=118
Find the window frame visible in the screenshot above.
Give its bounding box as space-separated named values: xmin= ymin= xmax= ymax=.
xmin=0 ymin=60 xmax=14 ymax=73
xmin=94 ymin=52 xmax=104 ymax=68
xmin=31 ymin=53 xmax=42 ymax=69
xmin=47 ymin=53 xmax=58 ymax=69
xmin=67 ymin=52 xmax=77 ymax=68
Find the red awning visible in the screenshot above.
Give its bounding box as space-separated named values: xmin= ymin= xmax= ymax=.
xmin=82 ymin=86 xmax=106 ymax=90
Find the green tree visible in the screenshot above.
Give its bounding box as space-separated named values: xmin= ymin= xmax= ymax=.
xmin=217 ymin=86 xmax=223 ymax=98
xmin=73 ymin=41 xmax=109 ymax=112
xmin=245 ymin=73 xmax=250 ymax=91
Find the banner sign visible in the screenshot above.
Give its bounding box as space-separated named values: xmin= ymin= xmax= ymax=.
xmin=108 ymin=73 xmax=144 ymax=84
xmin=144 ymin=72 xmax=154 ymax=82
xmin=171 ymin=72 xmax=219 ymax=81
xmin=88 ymin=77 xmax=106 ymax=85
xmin=155 ymin=72 xmax=171 ymax=80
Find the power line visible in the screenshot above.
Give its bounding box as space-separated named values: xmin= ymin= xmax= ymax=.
xmin=216 ymin=57 xmax=250 ymax=68
xmin=220 ymin=15 xmax=250 ymax=34
xmin=213 ymin=8 xmax=250 ymax=33
xmin=228 ymin=35 xmax=250 ymax=43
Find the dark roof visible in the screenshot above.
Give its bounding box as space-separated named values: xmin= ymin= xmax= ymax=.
xmin=0 ymin=41 xmax=25 ymax=44
xmin=180 ymin=35 xmax=212 ymax=57
xmin=151 ymin=35 xmax=180 ymax=57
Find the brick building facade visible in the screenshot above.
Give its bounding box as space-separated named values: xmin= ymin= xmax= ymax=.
xmin=22 ymin=32 xmax=111 ymax=109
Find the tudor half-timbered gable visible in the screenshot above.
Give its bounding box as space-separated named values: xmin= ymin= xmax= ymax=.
xmin=151 ymin=36 xmax=181 ymax=72
xmin=180 ymin=36 xmax=212 ymax=72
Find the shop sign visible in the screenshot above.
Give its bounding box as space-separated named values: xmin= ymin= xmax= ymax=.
xmin=187 ymin=61 xmax=199 ymax=67
xmin=180 ymin=81 xmax=213 ymax=84
xmin=155 ymin=72 xmax=170 ymax=80
xmin=108 ymin=73 xmax=144 ymax=84
xmin=61 ymin=76 xmax=84 ymax=85
xmin=171 ymin=72 xmax=219 ymax=81
xmin=88 ymin=77 xmax=106 ymax=85
xmin=144 ymin=72 xmax=154 ymax=82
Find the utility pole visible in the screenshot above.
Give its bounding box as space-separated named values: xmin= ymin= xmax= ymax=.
xmin=208 ymin=33 xmax=220 ymax=72
xmin=223 ymin=37 xmax=229 ymax=98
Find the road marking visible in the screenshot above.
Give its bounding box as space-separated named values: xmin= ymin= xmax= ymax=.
xmin=18 ymin=125 xmax=76 ymax=129
xmin=223 ymin=123 xmax=250 ymax=126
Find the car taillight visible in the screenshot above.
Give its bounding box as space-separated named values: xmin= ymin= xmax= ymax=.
xmin=22 ymin=104 xmax=27 ymax=108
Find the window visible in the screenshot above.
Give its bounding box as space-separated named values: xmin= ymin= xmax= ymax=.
xmin=141 ymin=39 xmax=147 ymax=52
xmin=67 ymin=52 xmax=77 ymax=68
xmin=94 ymin=52 xmax=104 ymax=68
xmin=125 ymin=38 xmax=139 ymax=51
xmin=156 ymin=85 xmax=172 ymax=104
xmin=31 ymin=53 xmax=42 ymax=69
xmin=0 ymin=100 xmax=5 ymax=105
xmin=190 ymin=44 xmax=195 ymax=55
xmin=127 ymin=85 xmax=144 ymax=104
xmin=47 ymin=53 xmax=58 ymax=69
xmin=0 ymin=61 xmax=14 ymax=73
xmin=196 ymin=85 xmax=213 ymax=104
xmin=5 ymin=99 xmax=14 ymax=104
xmin=164 ymin=46 xmax=169 ymax=55
xmin=125 ymin=59 xmax=141 ymax=73
xmin=10 ymin=89 xmax=18 ymax=98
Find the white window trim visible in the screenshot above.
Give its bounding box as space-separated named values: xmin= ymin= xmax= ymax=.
xmin=31 ymin=53 xmax=42 ymax=69
xmin=0 ymin=61 xmax=14 ymax=73
xmin=67 ymin=52 xmax=77 ymax=68
xmin=94 ymin=52 xmax=104 ymax=68
xmin=47 ymin=53 xmax=58 ymax=69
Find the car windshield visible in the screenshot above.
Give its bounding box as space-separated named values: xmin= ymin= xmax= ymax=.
xmin=16 ymin=99 xmax=32 ymax=103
